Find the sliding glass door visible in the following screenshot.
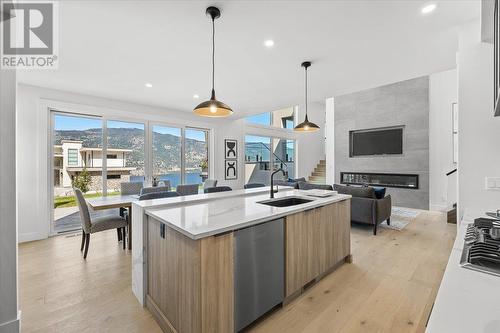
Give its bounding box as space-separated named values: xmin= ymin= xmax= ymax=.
xmin=152 ymin=125 xmax=182 ymax=190
xmin=52 ymin=113 xmax=103 ymax=233
xmin=51 ymin=112 xmax=212 ymax=234
xmin=106 ymin=120 xmax=145 ymax=194
xmin=184 ymin=128 xmax=209 ymax=187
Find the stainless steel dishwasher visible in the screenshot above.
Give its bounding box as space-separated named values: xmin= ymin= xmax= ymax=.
xmin=234 ymin=218 xmax=284 ymax=332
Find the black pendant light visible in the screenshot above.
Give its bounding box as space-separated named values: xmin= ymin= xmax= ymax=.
xmin=193 ymin=6 xmax=233 ymax=117
xmin=294 ymin=61 xmax=320 ymax=132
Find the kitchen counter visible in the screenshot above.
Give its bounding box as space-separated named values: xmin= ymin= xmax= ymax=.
xmin=141 ymin=189 xmax=351 ymax=333
xmin=145 ymin=190 xmax=351 ymax=240
xmin=426 ymin=209 xmax=500 ymax=333
xmin=131 ymin=187 xmax=350 ymax=307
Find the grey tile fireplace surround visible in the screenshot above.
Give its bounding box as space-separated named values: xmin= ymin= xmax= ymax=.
xmin=334 ymin=76 xmax=429 ymax=209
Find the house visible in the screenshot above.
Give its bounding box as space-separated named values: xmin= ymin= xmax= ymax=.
xmin=54 ymin=140 xmax=135 ymax=191
xmin=1 ymin=1 xmax=499 ymax=333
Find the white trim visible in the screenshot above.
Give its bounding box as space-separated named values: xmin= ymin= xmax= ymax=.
xmin=18 ymin=231 xmax=49 ymax=244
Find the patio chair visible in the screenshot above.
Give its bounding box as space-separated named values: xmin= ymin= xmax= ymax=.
xmin=74 ymin=188 xmax=128 ymax=259
xmin=176 ymin=184 xmax=200 ymax=196
xmin=204 ymin=186 xmax=232 ymax=193
xmin=139 ymin=191 xmax=180 ymax=201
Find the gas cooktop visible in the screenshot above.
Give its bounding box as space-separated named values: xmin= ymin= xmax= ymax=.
xmin=460 ymin=218 xmax=500 ymax=277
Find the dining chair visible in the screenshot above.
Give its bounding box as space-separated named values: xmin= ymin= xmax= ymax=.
xmin=120 ymin=181 xmax=143 ymax=195
xmin=74 ymin=188 xmax=128 ymax=259
xmin=140 ymin=185 xmax=170 ymax=195
xmin=204 ymin=186 xmax=232 ymax=193
xmin=139 ymin=191 xmax=180 ymax=201
xmin=176 ymin=184 xmax=200 ymax=196
xmin=244 ymin=183 xmax=266 ymax=189
xmin=118 ymin=181 xmax=143 ymax=240
xmin=204 ymin=179 xmax=218 ymax=190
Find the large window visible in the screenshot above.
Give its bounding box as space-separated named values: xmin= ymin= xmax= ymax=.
xmin=52 ymin=113 xmax=103 ymax=233
xmin=67 ymin=149 xmax=78 ymax=166
xmin=185 ymin=128 xmax=209 ymax=186
xmin=51 ymin=112 xmax=212 ymax=234
xmin=152 ymin=125 xmax=182 ymax=189
xmin=107 ymin=120 xmax=145 ymax=193
xmin=245 ymin=107 xmax=295 ymax=129
xmin=245 ymin=135 xmax=295 ymax=185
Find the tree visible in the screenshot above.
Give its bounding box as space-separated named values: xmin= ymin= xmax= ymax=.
xmin=72 ymin=168 xmax=91 ymax=193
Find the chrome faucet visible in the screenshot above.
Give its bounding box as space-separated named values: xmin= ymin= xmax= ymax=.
xmin=270 ymin=168 xmax=287 ymax=199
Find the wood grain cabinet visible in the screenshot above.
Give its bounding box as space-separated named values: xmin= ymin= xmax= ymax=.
xmin=147 ymin=218 xmax=234 ymax=333
xmin=285 ymin=200 xmax=351 ymax=297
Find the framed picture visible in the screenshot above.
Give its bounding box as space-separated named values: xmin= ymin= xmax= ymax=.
xmin=225 ymin=139 xmax=237 ymax=159
xmin=225 ymin=160 xmax=237 ymax=180
xmin=495 ymin=0 xmax=500 ymax=116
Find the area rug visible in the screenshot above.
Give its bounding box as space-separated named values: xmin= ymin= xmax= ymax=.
xmin=379 ymin=207 xmax=421 ymax=231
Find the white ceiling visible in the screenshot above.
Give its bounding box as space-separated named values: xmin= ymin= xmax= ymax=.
xmin=18 ymin=0 xmax=480 ymax=117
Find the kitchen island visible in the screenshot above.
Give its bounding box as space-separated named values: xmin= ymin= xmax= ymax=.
xmin=131 ymin=188 xmax=351 ymax=333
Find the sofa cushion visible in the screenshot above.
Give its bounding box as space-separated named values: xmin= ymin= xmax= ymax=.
xmin=288 ymin=177 xmax=306 ymax=183
xmin=297 ymin=181 xmax=333 ymax=191
xmin=372 ymin=187 xmax=386 ymax=199
xmin=333 ymin=184 xmax=376 ymax=199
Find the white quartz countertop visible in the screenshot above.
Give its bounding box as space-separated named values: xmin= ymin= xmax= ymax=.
xmin=426 ymin=209 xmax=500 ymax=333
xmin=145 ymin=190 xmax=351 ymax=240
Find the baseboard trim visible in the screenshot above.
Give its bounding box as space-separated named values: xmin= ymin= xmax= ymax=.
xmin=0 ymin=312 xmax=21 ymax=333
xmin=18 ymin=231 xmax=47 ymax=243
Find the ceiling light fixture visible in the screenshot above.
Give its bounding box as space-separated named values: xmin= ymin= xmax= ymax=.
xmin=193 ymin=6 xmax=233 ymax=117
xmin=421 ymin=3 xmax=437 ymax=14
xmin=294 ymin=61 xmax=320 ymax=132
xmin=264 ymin=39 xmax=274 ymax=47
xmin=145 ymin=83 xmax=153 ymax=88
xmin=193 ymin=94 xmax=199 ymax=99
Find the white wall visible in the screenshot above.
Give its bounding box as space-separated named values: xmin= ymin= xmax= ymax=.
xmin=325 ymin=98 xmax=335 ymax=185
xmin=0 ymin=70 xmax=20 ymax=332
xmin=17 ymin=84 xmax=325 ymax=242
xmin=296 ymin=102 xmax=326 ymax=179
xmin=16 ymin=84 xmax=228 ymax=242
xmin=429 ymin=69 xmax=458 ymax=211
xmin=457 ymin=20 xmax=499 ymax=218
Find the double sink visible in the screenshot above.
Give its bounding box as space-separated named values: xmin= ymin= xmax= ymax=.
xmin=257 ymin=196 xmax=314 ymax=207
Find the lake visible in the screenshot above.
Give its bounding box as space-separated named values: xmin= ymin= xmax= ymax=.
xmin=130 ymin=172 xmax=203 ymax=188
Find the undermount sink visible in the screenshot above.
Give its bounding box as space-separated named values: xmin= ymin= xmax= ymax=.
xmin=258 ymin=196 xmax=314 ymax=207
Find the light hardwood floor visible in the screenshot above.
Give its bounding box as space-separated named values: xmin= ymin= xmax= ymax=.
xmin=19 ymin=210 xmax=455 ymax=333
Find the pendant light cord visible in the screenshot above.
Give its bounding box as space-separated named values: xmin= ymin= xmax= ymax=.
xmin=211 ymin=17 xmax=215 ymax=92
xmin=305 ymin=66 xmax=308 ymax=118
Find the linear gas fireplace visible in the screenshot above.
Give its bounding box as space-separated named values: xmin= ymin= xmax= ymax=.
xmin=340 ymin=172 xmax=419 ymax=189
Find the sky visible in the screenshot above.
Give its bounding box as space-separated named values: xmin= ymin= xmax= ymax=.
xmin=246 ymin=112 xmax=271 ymax=126
xmin=54 ymin=114 xmax=206 ymax=141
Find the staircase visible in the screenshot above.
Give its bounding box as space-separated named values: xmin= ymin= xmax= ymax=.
xmin=308 ymin=160 xmax=326 ymax=184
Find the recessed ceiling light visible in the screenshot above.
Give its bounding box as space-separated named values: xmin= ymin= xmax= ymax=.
xmin=264 ymin=39 xmax=274 ymax=48
xmin=193 ymin=94 xmax=199 ymax=99
xmin=421 ymin=3 xmax=437 ymax=14
xmin=145 ymin=83 xmax=153 ymax=88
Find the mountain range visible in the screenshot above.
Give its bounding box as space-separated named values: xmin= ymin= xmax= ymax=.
xmin=55 ymin=128 xmax=207 ymax=173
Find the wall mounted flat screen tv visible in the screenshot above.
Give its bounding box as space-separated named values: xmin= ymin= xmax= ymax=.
xmin=349 ymin=126 xmax=403 ymax=157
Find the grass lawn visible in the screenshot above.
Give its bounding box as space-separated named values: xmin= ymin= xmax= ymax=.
xmin=54 ymin=191 xmax=120 ymax=208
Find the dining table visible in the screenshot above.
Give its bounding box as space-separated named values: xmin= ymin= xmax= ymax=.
xmin=86 ymin=194 xmax=138 ymax=250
